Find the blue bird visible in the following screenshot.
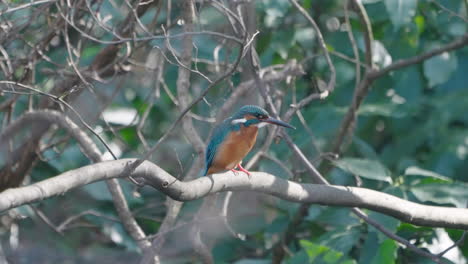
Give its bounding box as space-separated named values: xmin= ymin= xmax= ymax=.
xmin=203 ymin=105 xmax=294 ymax=177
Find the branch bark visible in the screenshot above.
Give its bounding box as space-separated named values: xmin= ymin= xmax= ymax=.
xmin=176 ymin=0 xmax=205 ymax=156
xmin=1 ymin=158 xmax=468 ymax=230
xmin=141 ymin=2 xmax=205 ymax=263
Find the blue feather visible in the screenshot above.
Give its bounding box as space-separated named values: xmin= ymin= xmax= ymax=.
xmin=203 ymin=105 xmax=268 ymax=175
xmin=203 ymin=119 xmax=233 ymax=175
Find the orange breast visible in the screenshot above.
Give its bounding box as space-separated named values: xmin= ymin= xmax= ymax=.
xmin=207 ymin=125 xmax=258 ymax=174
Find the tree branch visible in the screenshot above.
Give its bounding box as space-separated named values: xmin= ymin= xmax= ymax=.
xmin=351 ymin=0 xmax=374 ymax=68
xmin=288 ymin=0 xmax=336 ymax=91
xmin=176 ymin=0 xmax=205 ymax=156
xmin=1 ymin=159 xmax=468 ymax=230
xmin=0 ymin=110 xmax=150 ymax=249
xmin=0 ymin=0 xmax=156 ymax=191
xmin=216 ymin=59 xmax=304 ymax=122
xmin=369 ymin=34 xmax=468 ymax=80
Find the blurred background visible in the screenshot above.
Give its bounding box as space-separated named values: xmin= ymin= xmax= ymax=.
xmin=0 ymin=0 xmax=467 ymax=263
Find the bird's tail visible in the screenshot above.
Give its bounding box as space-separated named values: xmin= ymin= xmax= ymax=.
xmin=200 ymin=166 xmax=209 ymax=177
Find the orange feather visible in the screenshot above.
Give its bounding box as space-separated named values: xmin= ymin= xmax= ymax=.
xmin=207 ymin=124 xmax=258 ymax=175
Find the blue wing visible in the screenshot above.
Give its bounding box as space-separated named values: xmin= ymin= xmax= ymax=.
xmin=203 ymin=120 xmax=239 ymax=175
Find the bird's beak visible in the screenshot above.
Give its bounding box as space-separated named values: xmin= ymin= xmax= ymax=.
xmin=262 ymin=117 xmax=295 ymax=129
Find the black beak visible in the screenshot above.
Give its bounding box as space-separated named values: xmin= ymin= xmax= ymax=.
xmin=263 ymin=117 xmax=295 ymax=129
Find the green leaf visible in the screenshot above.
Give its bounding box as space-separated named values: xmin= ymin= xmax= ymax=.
xmin=411 ymin=182 xmax=468 ymax=208
xmin=323 ymin=250 xmax=344 ymax=263
xmin=314 ymin=208 xmax=360 ymax=227
xmin=300 ymin=240 xmax=357 ymax=264
xmin=404 ymin=166 xmax=451 ymax=181
xmin=333 ymin=158 xmax=393 ymax=183
xmin=371 ymin=239 xmax=398 ymax=264
xmin=423 ymin=51 xmax=458 ymax=87
xmin=353 ymin=137 xmax=379 ymax=160
xmin=300 ymin=240 xmax=329 ymax=262
xmin=414 ymin=15 xmax=425 ymax=34
xmin=358 ymin=232 xmax=380 ymax=264
xmin=287 ymin=250 xmax=309 ymax=264
xmin=384 ymin=0 xmax=418 ymax=29
xmin=317 ymin=226 xmax=362 ymax=255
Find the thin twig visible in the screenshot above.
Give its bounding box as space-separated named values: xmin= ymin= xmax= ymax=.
xmin=0 ymin=0 xmax=57 ymax=16
xmin=288 ymin=0 xmax=336 ymax=91
xmin=430 ymin=0 xmax=468 ymax=23
xmin=344 ymin=0 xmax=361 ymax=88
xmin=369 ymin=34 xmax=468 ymax=80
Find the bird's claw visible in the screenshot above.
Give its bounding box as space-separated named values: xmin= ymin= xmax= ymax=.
xmin=235 ymin=163 xmax=251 ymax=179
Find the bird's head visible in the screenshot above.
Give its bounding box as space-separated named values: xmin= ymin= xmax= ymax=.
xmin=230 ymin=105 xmax=295 ymax=129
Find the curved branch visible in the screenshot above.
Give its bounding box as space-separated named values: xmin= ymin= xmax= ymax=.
xmin=0 ymin=110 xmax=150 ymax=249
xmin=1 ymin=158 xmax=468 ymax=230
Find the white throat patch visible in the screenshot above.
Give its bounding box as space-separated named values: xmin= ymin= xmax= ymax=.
xmin=231 ymin=118 xmax=247 ymax=124
xmin=256 ymin=122 xmax=268 ymax=128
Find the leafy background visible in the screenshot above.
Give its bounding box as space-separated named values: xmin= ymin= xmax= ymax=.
xmin=0 ymin=0 xmax=467 ymax=263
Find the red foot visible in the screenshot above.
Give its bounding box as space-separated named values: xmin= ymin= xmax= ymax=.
xmin=235 ymin=163 xmax=251 ymax=178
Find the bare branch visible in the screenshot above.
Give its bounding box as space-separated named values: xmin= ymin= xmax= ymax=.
xmin=288 ymin=0 xmax=336 ymax=91
xmin=0 ymin=0 xmax=57 ymax=16
xmin=351 ymin=0 xmax=374 ymax=68
xmin=119 ymin=25 xmax=250 ymax=184
xmin=430 ymin=0 xmax=468 ymax=23
xmin=369 ymin=34 xmax=468 ymax=80
xmin=176 ymin=0 xmax=205 ymax=155
xmin=0 ymin=159 xmax=468 ymax=230
xmin=218 ymin=60 xmax=305 ymax=122
xmin=0 ymin=110 xmax=150 ymax=249
xmin=344 ymin=0 xmax=361 ymax=88
xmin=332 ymin=33 xmax=468 ymax=154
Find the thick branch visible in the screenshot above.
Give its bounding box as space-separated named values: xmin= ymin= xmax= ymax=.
xmin=1 ymin=159 xmax=468 ymax=230
xmin=176 ymin=0 xmax=205 ymax=154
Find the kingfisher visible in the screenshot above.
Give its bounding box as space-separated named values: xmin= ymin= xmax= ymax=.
xmin=203 ymin=105 xmax=295 ymax=177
